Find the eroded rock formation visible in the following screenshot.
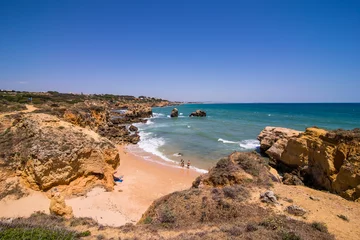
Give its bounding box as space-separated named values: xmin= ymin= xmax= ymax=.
xmin=49 ymin=190 xmax=73 ymax=218
xmin=258 ymin=126 xmax=360 ymax=201
xmin=0 ymin=113 xmax=120 ymax=195
xmin=257 ymin=126 xmax=301 ymax=160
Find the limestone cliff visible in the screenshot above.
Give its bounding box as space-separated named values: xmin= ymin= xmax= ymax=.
xmin=258 ymin=126 xmax=360 ymax=201
xmin=0 ymin=113 xmax=120 ymax=195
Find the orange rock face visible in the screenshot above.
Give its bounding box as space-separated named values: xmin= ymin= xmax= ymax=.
xmin=259 ymin=127 xmax=360 ymax=200
xmin=0 ymin=113 xmax=120 ymax=195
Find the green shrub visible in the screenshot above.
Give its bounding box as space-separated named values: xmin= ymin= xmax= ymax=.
xmin=281 ymin=231 xmax=301 ymax=240
xmin=337 ymin=214 xmax=349 ymax=222
xmin=143 ymin=216 xmax=153 ymax=224
xmin=76 ymin=230 xmax=91 ymax=237
xmin=0 ymin=226 xmax=77 ymax=240
xmin=311 ymin=222 xmax=328 ymax=232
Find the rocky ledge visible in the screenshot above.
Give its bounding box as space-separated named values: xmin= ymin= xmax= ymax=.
xmin=258 ymin=126 xmax=360 ymax=201
xmin=0 ymin=113 xmax=120 ymax=196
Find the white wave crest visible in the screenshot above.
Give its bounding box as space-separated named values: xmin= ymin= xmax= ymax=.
xmin=152 ymin=113 xmax=165 ymax=118
xmin=146 ymin=120 xmax=154 ymax=125
xmin=137 ymin=132 xmax=173 ymax=162
xmin=180 ymin=113 xmax=183 ymax=115
xmin=135 ymin=132 xmax=208 ymax=174
xmin=173 ymin=153 xmax=183 ymax=157
xmin=239 ymin=139 xmax=259 ymax=149
xmin=218 ymin=138 xmax=238 ymax=144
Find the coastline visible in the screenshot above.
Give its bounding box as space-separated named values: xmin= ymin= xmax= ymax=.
xmin=66 ymin=145 xmax=201 ymax=226
xmin=0 ymin=145 xmax=201 ymax=226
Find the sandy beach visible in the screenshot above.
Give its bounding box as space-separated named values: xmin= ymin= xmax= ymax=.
xmin=0 ymin=145 xmax=201 ymax=226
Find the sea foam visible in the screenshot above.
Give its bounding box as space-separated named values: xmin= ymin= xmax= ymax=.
xmin=137 ymin=132 xmax=173 ymax=162
xmin=239 ymin=139 xmax=259 ymax=149
xmin=218 ymin=138 xmax=238 ymax=144
xmin=152 ymin=113 xmax=165 ymax=118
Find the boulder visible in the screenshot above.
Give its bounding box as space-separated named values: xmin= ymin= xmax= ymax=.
xmin=286 ymin=205 xmax=307 ymax=216
xmin=49 ymin=190 xmax=73 ymax=218
xmin=189 ymin=110 xmax=206 ymax=117
xmin=282 ymin=173 xmax=304 ymax=186
xmin=171 ymin=108 xmax=179 ymax=118
xmin=129 ymin=125 xmax=138 ymax=132
xmin=260 ymin=191 xmax=278 ymax=204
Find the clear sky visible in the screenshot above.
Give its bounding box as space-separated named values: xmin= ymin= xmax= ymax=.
xmin=1 ymin=0 xmax=359 ymax=102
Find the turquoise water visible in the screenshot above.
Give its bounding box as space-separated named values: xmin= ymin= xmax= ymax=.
xmin=129 ymin=103 xmax=360 ymax=172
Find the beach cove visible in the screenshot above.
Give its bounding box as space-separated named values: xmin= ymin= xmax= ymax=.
xmin=0 ymin=145 xmax=200 ymax=226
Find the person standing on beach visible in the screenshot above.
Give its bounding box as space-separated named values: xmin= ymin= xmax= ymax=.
xmin=180 ymin=159 xmax=184 ymax=167
xmin=187 ymin=160 xmax=191 ymax=169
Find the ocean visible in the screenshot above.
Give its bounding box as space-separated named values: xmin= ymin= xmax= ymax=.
xmin=127 ymin=103 xmax=360 ymax=173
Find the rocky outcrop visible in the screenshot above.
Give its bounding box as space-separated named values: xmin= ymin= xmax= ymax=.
xmin=258 ymin=126 xmax=360 ymax=201
xmin=0 ymin=113 xmax=120 ymax=195
xmin=189 ymin=110 xmax=206 ymax=117
xmin=193 ymin=152 xmax=273 ymax=188
xmin=49 ymin=190 xmax=73 ymax=218
xmin=129 ymin=125 xmax=138 ymax=132
xmin=110 ymin=105 xmax=152 ymax=125
xmin=170 ymin=108 xmax=179 ymax=118
xmin=98 ymin=125 xmax=140 ymax=144
xmin=61 ymin=101 xmax=144 ymax=144
xmin=63 ymin=100 xmax=110 ymax=131
xmin=257 ymin=127 xmax=301 ymax=160
xmin=125 ymin=105 xmax=152 ymax=119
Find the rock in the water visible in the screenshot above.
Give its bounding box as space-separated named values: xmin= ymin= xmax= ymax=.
xmin=129 ymin=125 xmax=138 ymax=132
xmin=260 ymin=191 xmax=278 ymax=204
xmin=286 ymin=205 xmax=307 ymax=216
xmin=49 ymin=190 xmax=73 ymax=218
xmin=171 ymin=108 xmax=179 ymax=118
xmin=189 ymin=110 xmax=206 ymax=117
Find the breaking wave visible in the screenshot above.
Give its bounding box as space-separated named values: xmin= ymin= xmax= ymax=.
xmin=239 ymin=139 xmax=259 ymax=149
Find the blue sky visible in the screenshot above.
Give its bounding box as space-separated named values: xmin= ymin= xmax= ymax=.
xmin=0 ymin=0 xmax=359 ymax=102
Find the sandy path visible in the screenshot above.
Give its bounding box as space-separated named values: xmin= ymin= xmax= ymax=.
xmin=0 ymin=104 xmax=38 ymax=118
xmin=66 ymin=146 xmax=200 ymax=226
xmin=271 ymin=184 xmax=360 ymax=240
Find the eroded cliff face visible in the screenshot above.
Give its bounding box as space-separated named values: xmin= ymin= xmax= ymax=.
xmin=0 ymin=113 xmax=120 ymax=195
xmin=63 ymin=100 xmax=110 ymax=131
xmin=258 ymin=127 xmax=360 ymax=201
xmin=63 ymin=100 xmax=144 ymax=144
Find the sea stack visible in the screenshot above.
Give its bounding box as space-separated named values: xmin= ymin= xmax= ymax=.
xmin=171 ymin=108 xmax=179 ymax=117
xmin=189 ymin=110 xmax=206 ymax=117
